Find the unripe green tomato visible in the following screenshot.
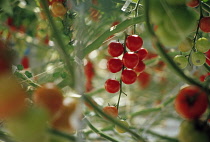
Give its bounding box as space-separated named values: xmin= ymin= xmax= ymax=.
xmin=178 ymin=38 xmax=192 ymax=52
xmin=156 ymin=24 xmax=182 ymax=47
xmin=164 ymin=6 xmax=197 ymax=40
xmin=191 ymin=52 xmax=206 ymax=66
xmin=178 ymin=120 xmax=210 ymax=142
xmin=173 ymin=55 xmax=188 ymax=69
xmin=196 ymin=37 xmax=210 ymax=53
xmin=115 ymin=120 xmax=129 ymax=133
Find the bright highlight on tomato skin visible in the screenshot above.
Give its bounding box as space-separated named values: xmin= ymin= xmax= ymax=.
xmin=174 ymin=86 xmax=208 ymax=120
xmin=105 ymin=79 xmax=120 ymax=93
xmin=126 ymin=35 xmax=143 ymax=51
xmin=122 ymin=52 xmax=139 ymax=69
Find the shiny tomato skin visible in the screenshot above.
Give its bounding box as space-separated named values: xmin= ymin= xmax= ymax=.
xmin=174 ymin=86 xmax=208 ymax=120
xmin=121 ymin=69 xmax=137 ymax=84
xmin=33 ymin=83 xmax=64 ymax=115
xmin=126 ymin=35 xmax=143 ymax=51
xmin=199 ymin=17 xmax=210 ymax=33
xmin=136 ymin=48 xmax=148 ymax=60
xmin=122 ymin=52 xmax=139 ymax=69
xmin=107 ymin=58 xmax=123 ymax=73
xmin=105 ymin=79 xmax=120 ymax=93
xmin=103 ymin=106 xmax=118 ymax=118
xmin=108 ymin=42 xmax=124 ymax=57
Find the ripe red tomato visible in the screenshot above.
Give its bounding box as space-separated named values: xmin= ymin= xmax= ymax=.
xmin=199 ymin=17 xmax=210 ymax=33
xmin=133 ymin=60 xmax=146 ymax=73
xmin=136 ymin=48 xmax=148 ymax=60
xmin=33 ymin=83 xmax=64 ymax=115
xmin=21 ymin=56 xmax=29 ymax=69
xmin=174 ymin=86 xmax=208 ymax=120
xmin=107 ymin=58 xmax=123 ymax=73
xmin=121 ymin=69 xmax=137 ymax=84
xmin=84 ymin=60 xmax=95 ymax=81
xmin=102 ymin=106 xmax=118 ymax=118
xmin=105 ymin=79 xmax=120 ymax=93
xmin=51 ymin=2 xmax=67 ymax=17
xmin=108 ymin=42 xmax=124 ymax=57
xmin=186 ymin=0 xmax=199 ymax=7
xmin=122 ymin=52 xmax=139 ymax=69
xmin=137 ymin=71 xmax=151 ymax=88
xmin=126 ymin=35 xmax=143 ymax=51
xmin=0 ymin=74 xmax=27 ymax=119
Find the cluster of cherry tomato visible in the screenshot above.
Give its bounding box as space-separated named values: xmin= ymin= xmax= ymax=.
xmin=174 ymin=37 xmax=210 ymax=69
xmin=105 ymin=35 xmax=148 ymax=94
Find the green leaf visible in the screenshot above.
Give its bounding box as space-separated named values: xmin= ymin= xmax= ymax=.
xmin=0 ymin=0 xmax=13 ymax=15
xmin=25 ymin=71 xmax=33 ymax=78
xmin=17 ymin=65 xmax=24 ymax=71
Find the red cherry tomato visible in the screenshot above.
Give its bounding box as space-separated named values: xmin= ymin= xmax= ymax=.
xmin=21 ymin=56 xmax=29 ymax=69
xmin=133 ymin=60 xmax=146 ymax=73
xmin=199 ymin=17 xmax=210 ymax=33
xmin=136 ymin=48 xmax=148 ymax=60
xmin=84 ymin=60 xmax=95 ymax=81
xmin=108 ymin=42 xmax=124 ymax=57
xmin=103 ymin=106 xmax=118 ymax=118
xmin=122 ymin=52 xmax=139 ymax=69
xmin=105 ymin=79 xmax=120 ymax=93
xmin=107 ymin=58 xmax=123 ymax=73
xmin=137 ymin=71 xmax=151 ymax=89
xmin=126 ymin=35 xmax=143 ymax=51
xmin=174 ymin=86 xmax=208 ymax=120
xmin=186 ymin=0 xmax=199 ymax=7
xmin=33 ymin=83 xmax=64 ymax=115
xmin=121 ymin=69 xmax=137 ymax=84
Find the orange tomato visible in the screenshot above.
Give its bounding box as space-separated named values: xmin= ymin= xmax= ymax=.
xmin=51 ymin=98 xmax=79 ymax=133
xmin=0 ymin=74 xmax=27 ymax=119
xmin=33 ymin=83 xmax=64 ymax=116
xmin=51 ymin=2 xmax=67 ymax=17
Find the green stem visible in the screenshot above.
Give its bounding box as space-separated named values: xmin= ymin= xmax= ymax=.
xmin=201 ymin=2 xmax=210 ymax=13
xmin=138 ymin=128 xmax=179 ymax=142
xmin=14 ymin=71 xmax=40 ymax=88
xmin=47 ymin=128 xmax=76 ymax=141
xmin=130 ymin=95 xmax=176 ymax=119
xmin=84 ymin=118 xmax=120 ymax=142
xmin=82 ymin=95 xmax=146 ymax=142
xmin=81 ymin=16 xmax=144 ymax=59
xmin=133 ymin=0 xmax=142 ymax=34
xmin=143 ymin=0 xmax=207 ymax=91
xmin=39 ymin=0 xmax=75 ymax=88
